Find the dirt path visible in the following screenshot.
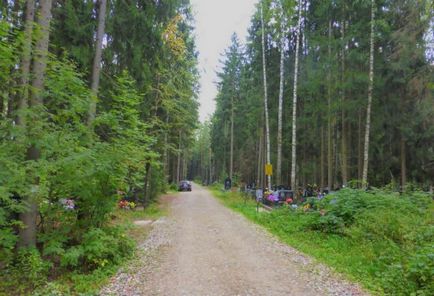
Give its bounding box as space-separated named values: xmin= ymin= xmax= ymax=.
xmin=101 ymin=184 xmax=368 ymax=296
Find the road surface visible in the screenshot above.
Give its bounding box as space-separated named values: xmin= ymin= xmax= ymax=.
xmin=101 ymin=184 xmax=367 ymax=296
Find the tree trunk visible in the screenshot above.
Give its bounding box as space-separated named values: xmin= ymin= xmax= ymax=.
xmin=176 ymin=131 xmax=181 ymax=183
xmin=256 ymin=126 xmax=263 ymax=187
xmin=341 ymin=18 xmax=348 ymax=186
xmin=19 ymin=0 xmax=53 ymax=249
xmin=163 ymin=115 xmax=169 ymax=179
xmin=260 ymin=3 xmax=272 ymax=190
xmin=320 ymin=125 xmax=325 ymax=190
xmin=358 ymin=109 xmax=363 ymax=182
xmin=400 ymin=136 xmax=406 ymax=191
xmin=16 ymin=0 xmax=35 ymax=127
xmin=362 ymin=0 xmax=375 ymax=188
xmin=88 ymin=0 xmax=107 ymax=125
xmin=290 ymin=0 xmax=302 ymax=191
xmin=209 ymin=147 xmax=212 ymax=184
xmin=230 ymin=96 xmax=234 ymax=180
xmin=29 ymin=0 xmax=52 ymax=106
xmin=276 ymin=2 xmax=285 ymax=186
xmin=183 ymin=155 xmax=187 ymax=180
xmin=327 ymin=20 xmax=333 ymax=191
xmin=143 ymin=162 xmax=151 ymax=206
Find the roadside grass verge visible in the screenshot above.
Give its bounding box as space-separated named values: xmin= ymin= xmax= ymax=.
xmin=210 ymin=186 xmax=433 ymax=295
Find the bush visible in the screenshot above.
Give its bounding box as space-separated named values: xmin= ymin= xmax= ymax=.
xmin=0 ymin=248 xmax=50 ymax=294
xmin=61 ymin=227 xmax=134 ymax=271
xmin=213 ymin=187 xmax=434 ymax=295
xmin=407 ymin=245 xmax=434 ymax=295
xmin=32 ymin=282 xmax=71 ymax=296
xmin=309 ymin=213 xmax=346 ymax=234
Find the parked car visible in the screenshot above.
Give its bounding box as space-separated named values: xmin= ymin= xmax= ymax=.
xmin=178 ymin=180 xmax=192 ymax=191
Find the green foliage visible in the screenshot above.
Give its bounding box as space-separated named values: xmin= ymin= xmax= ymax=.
xmin=1 ymin=0 xmax=199 ymax=290
xmin=32 ymin=282 xmax=71 ymax=296
xmin=61 ymin=227 xmax=134 ymax=271
xmin=1 ymin=248 xmax=50 ymax=294
xmin=209 ymin=0 xmax=434 ymax=189
xmin=212 ymin=186 xmax=434 ymax=295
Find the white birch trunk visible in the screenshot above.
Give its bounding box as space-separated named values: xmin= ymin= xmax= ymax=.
xmin=276 ymin=1 xmax=285 ymax=186
xmin=230 ymin=95 xmax=234 ymax=180
xmin=261 ymin=3 xmax=272 ymax=190
xmin=362 ymin=0 xmax=375 ymax=188
xmin=290 ymin=0 xmax=302 ymax=191
xmin=256 ymin=127 xmax=263 ymax=187
xmin=341 ymin=18 xmax=348 ymax=186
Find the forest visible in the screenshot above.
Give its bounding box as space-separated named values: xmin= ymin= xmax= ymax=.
xmin=191 ymin=0 xmax=434 ymax=192
xmin=0 ymin=0 xmax=433 ymax=294
xmin=0 ymin=0 xmax=198 ymax=293
xmin=187 ymin=1 xmax=434 ymax=293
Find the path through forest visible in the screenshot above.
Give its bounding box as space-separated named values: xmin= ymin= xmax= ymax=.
xmin=101 ymin=184 xmax=368 ymax=296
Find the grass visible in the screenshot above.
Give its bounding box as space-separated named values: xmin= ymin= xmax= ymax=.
xmin=210 ymin=186 xmax=434 ymax=295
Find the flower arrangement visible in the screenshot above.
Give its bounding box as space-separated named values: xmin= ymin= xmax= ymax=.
xmin=59 ymin=198 xmax=75 ymax=210
xmin=118 ymin=200 xmax=136 ymax=210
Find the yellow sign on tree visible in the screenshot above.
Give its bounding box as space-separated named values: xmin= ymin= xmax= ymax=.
xmin=265 ymin=163 xmax=273 ymax=176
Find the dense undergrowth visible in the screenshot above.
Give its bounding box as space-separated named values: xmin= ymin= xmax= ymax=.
xmin=211 ymin=186 xmax=433 ymax=295
xmin=0 ymin=19 xmax=171 ymax=295
xmin=0 ymin=202 xmax=166 ymax=296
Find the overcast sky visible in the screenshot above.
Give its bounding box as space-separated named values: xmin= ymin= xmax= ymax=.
xmin=191 ymin=0 xmax=258 ymax=122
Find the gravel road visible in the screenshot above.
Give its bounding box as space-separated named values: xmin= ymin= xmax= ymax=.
xmin=101 ymin=184 xmax=368 ymax=296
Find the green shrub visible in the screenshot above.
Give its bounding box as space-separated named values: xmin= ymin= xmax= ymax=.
xmin=1 ymin=248 xmax=50 ymax=294
xmin=212 ymin=187 xmax=434 ymax=295
xmin=61 ymin=227 xmax=134 ymax=272
xmin=32 ymin=282 xmax=71 ymax=296
xmin=309 ymin=213 xmax=346 ymax=234
xmin=407 ymin=244 xmax=434 ymax=295
xmin=169 ymin=183 xmax=178 ymax=191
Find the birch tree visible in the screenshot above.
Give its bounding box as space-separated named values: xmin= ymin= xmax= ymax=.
xmin=261 ymin=2 xmax=271 ymax=190
xmin=290 ymin=0 xmax=302 ymax=191
xmin=276 ymin=0 xmax=286 ymax=186
xmin=230 ymin=93 xmax=234 ymax=179
xmin=362 ymin=0 xmax=375 ymax=188
xmin=340 ymin=15 xmax=348 ymax=186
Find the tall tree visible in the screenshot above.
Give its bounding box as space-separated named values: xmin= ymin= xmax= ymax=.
xmin=276 ymin=0 xmax=286 ymax=186
xmin=88 ymin=0 xmax=107 ymax=125
xmin=16 ymin=0 xmax=35 ymax=127
xmin=340 ymin=13 xmax=348 ymax=186
xmin=230 ymin=87 xmax=234 ymax=180
xmin=327 ymin=19 xmax=333 ymax=191
xmin=362 ymin=0 xmax=375 ymax=188
xmin=290 ymin=0 xmax=302 ymax=191
xmin=19 ymin=0 xmax=53 ymax=248
xmin=261 ymin=2 xmax=271 ymax=190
